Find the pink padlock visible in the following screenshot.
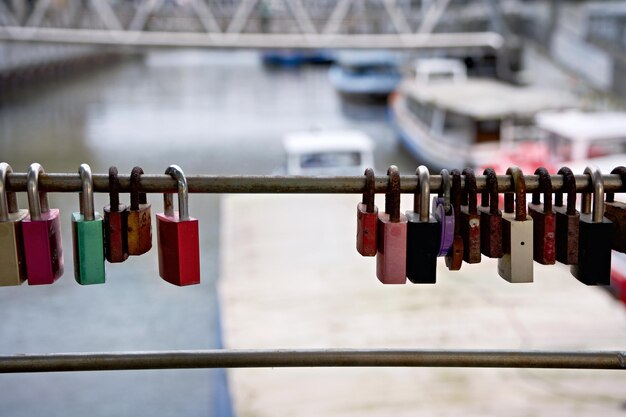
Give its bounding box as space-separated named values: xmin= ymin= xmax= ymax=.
xmin=22 ymin=163 xmax=64 ymax=285
xmin=376 ymin=165 xmax=407 ymax=284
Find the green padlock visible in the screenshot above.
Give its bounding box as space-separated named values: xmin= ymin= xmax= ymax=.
xmin=72 ymin=163 xmax=106 ymax=285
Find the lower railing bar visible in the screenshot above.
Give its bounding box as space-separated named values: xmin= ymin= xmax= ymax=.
xmin=0 ymin=349 xmax=624 ymax=373
xmin=4 ymin=173 xmax=626 ymax=194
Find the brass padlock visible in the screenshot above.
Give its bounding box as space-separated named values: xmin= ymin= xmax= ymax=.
xmin=127 ymin=166 xmax=153 ymax=256
xmin=498 ymin=166 xmax=534 ymax=283
xmin=0 ymin=163 xmax=28 ymax=286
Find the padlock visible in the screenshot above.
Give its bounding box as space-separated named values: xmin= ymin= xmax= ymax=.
xmin=444 ymin=169 xmax=463 ymax=271
xmin=0 ymin=163 xmax=28 ymax=286
xmin=460 ymin=168 xmax=481 ymax=263
xmin=157 ymin=165 xmax=200 ymax=286
xmin=406 ymin=166 xmax=440 ymax=284
xmin=127 ymin=166 xmax=153 ymax=256
xmin=571 ymin=166 xmax=612 ymax=286
xmin=376 ymin=165 xmax=407 ymax=284
xmin=22 ymin=163 xmax=64 ymax=285
xmin=478 ymin=168 xmax=503 ymax=258
xmin=432 ymin=169 xmax=454 ymax=257
xmin=498 ymin=166 xmax=534 ymax=283
xmin=528 ymin=167 xmax=556 ymax=265
xmin=554 ymin=167 xmax=579 ymax=265
xmin=356 ymin=168 xmax=378 ymax=257
xmin=104 ymin=167 xmax=129 ymax=263
xmin=604 ymin=166 xmax=626 ymax=253
xmin=72 ymin=163 xmax=106 ymax=285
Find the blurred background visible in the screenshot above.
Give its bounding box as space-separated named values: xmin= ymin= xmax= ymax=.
xmin=1 ymin=0 xmax=626 ymax=416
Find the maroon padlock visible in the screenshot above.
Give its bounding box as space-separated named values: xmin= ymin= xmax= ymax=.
xmin=356 ymin=168 xmax=378 ymax=256
xmin=528 ymin=167 xmax=556 ymax=265
xmin=460 ymin=168 xmax=481 ymax=263
xmin=604 ymin=166 xmax=626 ymax=253
xmin=22 ymin=163 xmax=64 ymax=285
xmin=157 ymin=165 xmax=200 ymax=286
xmin=478 ymin=168 xmax=503 ymax=258
xmin=444 ymin=169 xmax=463 ymax=271
xmin=104 ymin=167 xmax=129 ymax=263
xmin=554 ymin=167 xmax=579 ymax=265
xmin=376 ymin=165 xmax=407 ymax=284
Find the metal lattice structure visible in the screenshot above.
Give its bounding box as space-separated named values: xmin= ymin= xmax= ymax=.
xmin=0 ymin=0 xmax=519 ymax=49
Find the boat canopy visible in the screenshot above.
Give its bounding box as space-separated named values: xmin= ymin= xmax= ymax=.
xmin=536 ymin=111 xmax=626 ymax=142
xmin=400 ymin=79 xmax=577 ymax=121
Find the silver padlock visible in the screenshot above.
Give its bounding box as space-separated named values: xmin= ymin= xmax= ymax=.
xmin=498 ymin=166 xmax=534 ymax=283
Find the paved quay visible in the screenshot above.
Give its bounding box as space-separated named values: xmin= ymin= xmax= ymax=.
xmin=220 ymin=194 xmax=626 ymax=417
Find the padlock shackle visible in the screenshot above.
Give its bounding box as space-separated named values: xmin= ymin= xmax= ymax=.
xmin=417 ymin=165 xmax=430 ymax=222
xmin=439 ymin=169 xmax=451 ymax=214
xmin=108 ymin=166 xmax=120 ymax=212
xmin=481 ymin=168 xmax=499 ymax=215
xmin=606 ymin=166 xmax=626 ymax=203
xmin=584 ymin=166 xmax=605 ymax=223
xmin=0 ymin=162 xmax=20 ymax=222
xmin=504 ymin=166 xmax=527 ymax=221
xmin=556 ymin=167 xmax=577 ymax=215
xmin=532 ymin=167 xmax=552 ymax=212
xmin=26 ymin=163 xmax=50 ymax=221
xmin=164 ymin=164 xmax=190 ymax=221
xmin=130 ymin=166 xmax=147 ymax=211
xmin=79 ymin=164 xmax=95 ymax=221
xmin=461 ymin=168 xmax=478 ymax=214
xmin=385 ymin=165 xmax=401 ymax=222
xmin=362 ymin=168 xmax=376 ymax=213
xmin=450 ymin=169 xmax=462 ymax=234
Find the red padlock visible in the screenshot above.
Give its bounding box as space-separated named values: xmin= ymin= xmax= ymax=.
xmin=157 ymin=165 xmax=200 ymax=286
xmin=528 ymin=167 xmax=556 ymax=265
xmin=357 ymin=168 xmax=378 ymax=256
xmin=460 ymin=168 xmax=481 ymax=263
xmin=376 ymin=165 xmax=407 ymax=284
xmin=22 ymin=163 xmax=64 ymax=285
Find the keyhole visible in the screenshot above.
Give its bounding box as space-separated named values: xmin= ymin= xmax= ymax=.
xmin=520 ymin=241 xmax=525 ymax=246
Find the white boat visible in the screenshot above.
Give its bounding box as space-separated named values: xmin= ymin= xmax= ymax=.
xmin=389 ymin=59 xmax=577 ymax=169
xmin=328 ymin=51 xmax=402 ymax=99
xmin=281 ymin=129 xmax=375 ymax=176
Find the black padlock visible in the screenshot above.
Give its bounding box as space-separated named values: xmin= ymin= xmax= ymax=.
xmin=571 ymin=166 xmax=613 ymax=286
xmin=554 ymin=167 xmax=579 ymax=265
xmin=406 ymin=166 xmax=440 ymax=284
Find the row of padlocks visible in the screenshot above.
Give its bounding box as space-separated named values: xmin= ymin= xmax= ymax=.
xmin=0 ymin=162 xmax=200 ymax=287
xmin=357 ymin=165 xmax=626 ymax=286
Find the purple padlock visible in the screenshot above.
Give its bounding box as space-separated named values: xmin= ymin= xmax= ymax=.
xmin=432 ymin=169 xmax=455 ymax=256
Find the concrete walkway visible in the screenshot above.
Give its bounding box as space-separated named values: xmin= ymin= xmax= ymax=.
xmin=220 ymin=194 xmax=626 ymax=417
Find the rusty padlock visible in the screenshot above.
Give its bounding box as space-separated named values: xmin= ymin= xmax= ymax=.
xmin=376 ymin=165 xmax=407 ymax=284
xmin=498 ymin=166 xmax=534 ymax=283
xmin=0 ymin=163 xmax=28 ymax=286
xmin=478 ymin=168 xmax=503 ymax=258
xmin=528 ymin=167 xmax=556 ymax=265
xmin=554 ymin=167 xmax=579 ymax=265
xmin=22 ymin=163 xmax=64 ymax=285
xmin=127 ymin=167 xmax=153 ymax=256
xmin=406 ymin=166 xmax=440 ymax=284
xmin=571 ymin=166 xmax=612 ymax=286
xmin=444 ymin=169 xmax=463 ymax=271
xmin=356 ymin=168 xmax=378 ymax=257
xmin=604 ymin=166 xmax=626 ymax=253
xmin=460 ymin=168 xmax=481 ymax=264
xmin=157 ymin=165 xmax=200 ymax=286
xmin=104 ymin=167 xmax=129 ymax=263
